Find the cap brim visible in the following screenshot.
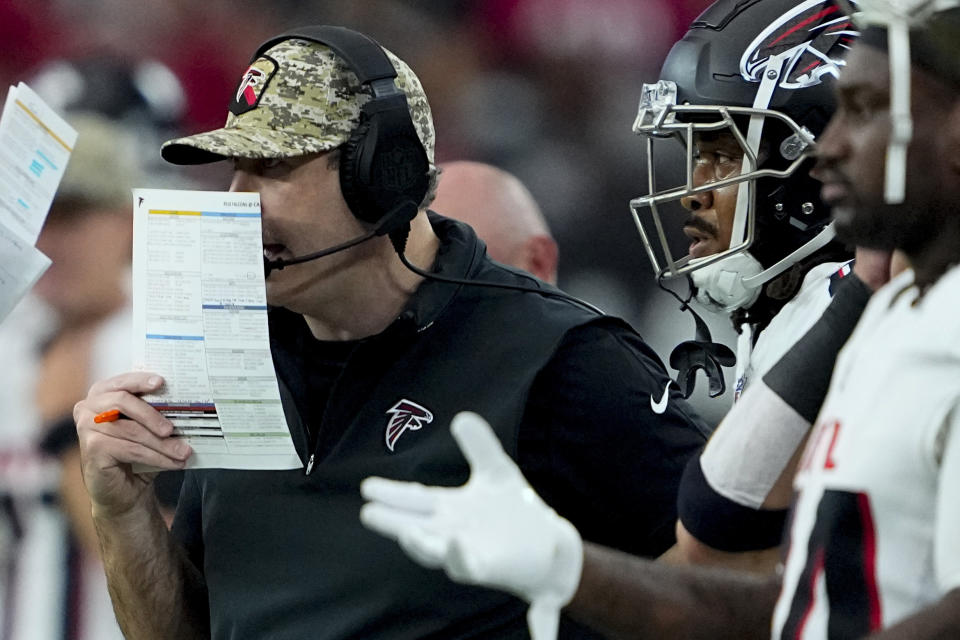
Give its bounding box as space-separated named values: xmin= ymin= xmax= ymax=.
xmin=161 ymin=125 xmax=346 ymax=165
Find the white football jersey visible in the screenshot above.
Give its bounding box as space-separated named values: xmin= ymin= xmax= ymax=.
xmin=701 ymin=261 xmax=848 ymax=509
xmin=772 ymin=266 xmax=960 ymax=638
xmin=738 ymin=261 xmax=847 ymax=394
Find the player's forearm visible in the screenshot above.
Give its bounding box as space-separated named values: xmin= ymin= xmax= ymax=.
xmin=868 ymin=589 xmax=960 ymax=640
xmin=568 ymin=542 xmax=777 ymax=640
xmin=667 ymin=524 xmax=781 ymax=575
xmin=94 ymin=494 xmax=208 ymax=640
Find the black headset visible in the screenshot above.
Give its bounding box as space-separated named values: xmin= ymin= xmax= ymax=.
xmin=252 ymin=26 xmax=430 ymax=232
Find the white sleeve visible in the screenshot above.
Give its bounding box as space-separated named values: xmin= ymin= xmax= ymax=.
xmin=934 ymin=400 xmax=960 ymax=593
xmin=700 ymin=380 xmax=810 ymax=508
xmin=701 ymin=271 xmax=872 ymax=509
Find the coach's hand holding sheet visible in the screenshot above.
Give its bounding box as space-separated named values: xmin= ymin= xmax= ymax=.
xmin=361 ymin=411 xmax=583 ymax=640
xmin=74 ymin=372 xmax=192 ymax=516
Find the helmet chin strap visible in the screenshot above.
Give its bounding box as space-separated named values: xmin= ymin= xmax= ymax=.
xmin=688 ymin=252 xmax=764 ymax=395
xmin=742 ymin=222 xmax=837 ymax=288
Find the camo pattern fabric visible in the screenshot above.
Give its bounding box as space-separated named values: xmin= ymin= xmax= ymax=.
xmin=162 ymin=38 xmax=435 ymax=163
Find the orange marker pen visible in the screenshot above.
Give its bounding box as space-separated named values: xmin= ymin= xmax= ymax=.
xmin=94 ymin=409 xmax=122 ymax=423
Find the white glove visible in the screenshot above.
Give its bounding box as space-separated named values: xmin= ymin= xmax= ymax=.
xmin=360 ymin=411 xmax=583 ymax=640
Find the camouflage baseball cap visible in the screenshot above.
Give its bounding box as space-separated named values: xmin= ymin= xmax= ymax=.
xmin=161 ymin=37 xmax=435 ymax=165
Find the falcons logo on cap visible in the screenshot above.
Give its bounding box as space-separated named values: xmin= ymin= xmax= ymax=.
xmin=230 ymin=57 xmax=277 ymax=116
xmin=385 ymin=400 xmax=434 ymax=452
xmin=236 ymin=66 xmax=266 ymax=107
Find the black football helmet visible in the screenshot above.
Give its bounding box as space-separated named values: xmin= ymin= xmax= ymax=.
xmin=631 ymin=0 xmax=859 ymax=313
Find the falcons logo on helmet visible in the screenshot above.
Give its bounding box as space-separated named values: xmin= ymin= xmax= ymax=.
xmin=740 ymin=0 xmax=860 ymax=90
xmin=385 ymin=400 xmax=434 ymax=452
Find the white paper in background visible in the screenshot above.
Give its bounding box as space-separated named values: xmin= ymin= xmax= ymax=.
xmin=132 ymin=188 xmax=300 ymax=470
xmin=0 ymin=82 xmax=78 ymax=244
xmin=0 ymin=221 xmax=51 ymax=322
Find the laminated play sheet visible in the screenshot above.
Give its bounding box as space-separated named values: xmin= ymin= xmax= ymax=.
xmin=131 ymin=188 xmax=300 ymax=470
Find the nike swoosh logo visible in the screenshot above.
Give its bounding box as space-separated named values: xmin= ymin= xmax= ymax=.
xmin=650 ymin=381 xmax=671 ymax=415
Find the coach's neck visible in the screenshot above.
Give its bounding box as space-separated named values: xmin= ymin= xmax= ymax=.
xmin=303 ymin=211 xmax=439 ymax=341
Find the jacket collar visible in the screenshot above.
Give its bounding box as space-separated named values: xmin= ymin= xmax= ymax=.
xmin=395 ymin=211 xmax=484 ymax=334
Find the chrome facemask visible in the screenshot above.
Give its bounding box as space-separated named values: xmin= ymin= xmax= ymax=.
xmin=629 ymin=58 xmax=819 ymax=286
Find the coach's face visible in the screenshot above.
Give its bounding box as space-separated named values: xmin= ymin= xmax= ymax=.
xmin=230 ymin=152 xmax=378 ymax=314
xmin=812 ymin=43 xmax=955 ymax=254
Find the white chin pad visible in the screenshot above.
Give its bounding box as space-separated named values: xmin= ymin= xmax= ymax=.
xmin=689 ymin=252 xmax=764 ymax=313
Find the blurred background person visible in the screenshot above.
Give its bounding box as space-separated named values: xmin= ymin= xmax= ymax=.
xmin=0 ymin=113 xmax=136 ymax=640
xmin=432 ymin=160 xmax=558 ymax=283
xmin=0 ymin=49 xmax=190 ymax=638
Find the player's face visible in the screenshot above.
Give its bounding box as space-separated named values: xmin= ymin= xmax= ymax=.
xmin=812 ymin=43 xmax=953 ymax=252
xmin=678 ymin=131 xmax=745 ymax=258
xmin=230 ymin=152 xmax=376 ymax=313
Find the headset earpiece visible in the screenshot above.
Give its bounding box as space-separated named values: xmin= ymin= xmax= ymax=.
xmin=339 ymin=95 xmax=429 ymax=225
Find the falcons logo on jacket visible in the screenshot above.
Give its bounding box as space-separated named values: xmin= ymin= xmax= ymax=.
xmin=385 ymin=400 xmax=434 ymax=451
